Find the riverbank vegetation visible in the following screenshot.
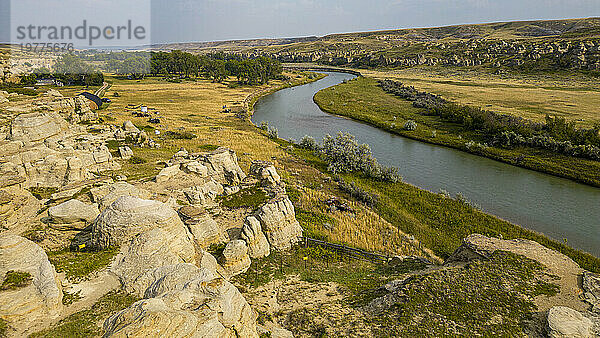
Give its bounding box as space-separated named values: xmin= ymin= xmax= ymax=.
xmin=283 ymin=137 xmax=600 ymax=273
xmin=314 ymin=76 xmax=600 ymax=186
xmin=378 ymin=79 xmax=600 ymax=161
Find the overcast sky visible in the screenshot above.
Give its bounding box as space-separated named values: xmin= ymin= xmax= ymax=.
xmin=2 ymin=0 xmax=600 ymax=44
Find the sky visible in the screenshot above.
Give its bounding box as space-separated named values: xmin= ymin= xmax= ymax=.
xmin=1 ymin=0 xmax=600 ymax=45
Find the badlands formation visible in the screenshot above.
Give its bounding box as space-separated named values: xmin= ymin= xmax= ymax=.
xmin=0 ymin=88 xmax=598 ymax=337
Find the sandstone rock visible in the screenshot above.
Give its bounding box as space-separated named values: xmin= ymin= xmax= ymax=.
xmin=181 ymin=161 xmax=208 ymax=176
xmin=0 ymin=234 xmax=62 ymax=331
xmin=129 ymin=263 xmax=215 ymax=298
xmin=48 ymin=199 xmax=100 ymax=223
xmin=254 ymin=196 xmax=302 ymax=251
xmin=183 ymin=180 xmax=224 ymax=206
xmin=90 ymin=181 xmax=151 ymax=210
xmin=250 ymin=160 xmax=281 ymax=186
xmin=179 ymin=206 xmax=223 ymax=248
xmin=547 ymin=306 xmax=593 ymax=338
xmin=91 ymin=196 xmax=193 ymax=251
xmin=110 ymin=228 xmax=196 ymax=290
xmin=9 ymin=112 xmax=67 ymax=143
xmin=104 ymin=275 xmax=258 ymax=338
xmin=583 ymin=271 xmax=600 ymax=313
xmin=0 ymin=162 xmax=26 ymax=188
xmin=123 ymin=121 xmax=140 ymax=133
xmin=220 ymin=240 xmax=251 ymax=277
xmin=156 ymin=164 xmax=181 ymax=183
xmin=118 ymin=146 xmax=133 ymax=160
xmin=199 ymin=148 xmax=246 ymax=184
xmin=241 ymin=216 xmax=270 ymax=258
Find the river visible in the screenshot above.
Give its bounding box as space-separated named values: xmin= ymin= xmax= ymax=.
xmin=251 ymin=72 xmax=600 ymax=256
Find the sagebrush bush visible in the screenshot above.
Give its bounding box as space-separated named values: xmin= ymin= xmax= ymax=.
xmin=299 ymin=135 xmax=319 ymax=151
xmin=404 ymin=120 xmax=417 ymax=131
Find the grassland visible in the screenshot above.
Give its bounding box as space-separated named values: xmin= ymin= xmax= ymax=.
xmin=283 ymin=143 xmax=600 ymax=273
xmin=314 ymin=76 xmax=600 ymax=186
xmin=356 ymin=66 xmax=600 ymax=128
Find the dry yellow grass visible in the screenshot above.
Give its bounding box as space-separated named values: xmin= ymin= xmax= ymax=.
xmin=357 ymin=67 xmax=600 ymax=127
xmin=295 ymin=187 xmax=436 ymax=259
xmin=53 ymin=72 xmax=422 ymax=257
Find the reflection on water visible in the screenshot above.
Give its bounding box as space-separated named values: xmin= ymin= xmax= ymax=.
xmin=252 ymin=72 xmax=600 ymax=256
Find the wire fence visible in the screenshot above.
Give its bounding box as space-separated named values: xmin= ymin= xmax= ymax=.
xmin=301 ymin=236 xmax=390 ymax=264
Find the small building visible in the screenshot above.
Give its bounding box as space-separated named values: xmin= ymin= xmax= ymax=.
xmin=77 ymin=92 xmax=103 ymax=110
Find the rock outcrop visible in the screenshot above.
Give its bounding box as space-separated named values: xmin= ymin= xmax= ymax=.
xmin=91 ymin=196 xmax=193 ymax=252
xmin=169 ymin=147 xmax=246 ymax=185
xmin=241 ymin=216 xmax=270 ymax=258
xmin=90 ymin=181 xmax=151 ymax=210
xmin=48 ymin=199 xmax=100 ymax=223
xmin=220 ymin=240 xmax=251 ymax=277
xmin=104 ymin=274 xmax=258 ymax=338
xmin=254 ymin=196 xmax=302 ymax=251
xmin=0 ymin=111 xmax=120 ymax=188
xmin=0 ymin=234 xmax=62 ymax=332
xmin=547 ymin=306 xmax=594 ymax=338
xmin=178 ymin=206 xmax=223 ymax=248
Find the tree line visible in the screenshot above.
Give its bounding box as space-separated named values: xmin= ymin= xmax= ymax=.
xmin=101 ymin=51 xmax=284 ymax=84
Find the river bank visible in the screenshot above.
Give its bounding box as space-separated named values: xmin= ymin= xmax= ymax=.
xmin=251 ymin=71 xmax=600 ymax=267
xmin=314 ymin=76 xmax=600 ymax=188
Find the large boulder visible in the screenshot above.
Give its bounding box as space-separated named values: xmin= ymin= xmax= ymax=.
xmin=90 ymin=181 xmax=151 ymax=210
xmin=9 ymin=112 xmax=67 ymax=143
xmin=91 ymin=196 xmax=193 ymax=251
xmin=183 ymin=180 xmax=224 ymax=206
xmin=198 ymin=148 xmax=246 ymax=185
xmin=122 ymin=121 xmax=140 ymax=134
xmin=547 ymin=306 xmax=594 ymax=338
xmin=254 ymin=196 xmax=302 ymax=251
xmin=110 ymin=227 xmax=196 ymax=290
xmin=241 ymin=216 xmax=270 ymax=258
xmin=104 ymin=275 xmax=258 ymax=338
xmin=0 ymin=234 xmax=62 ymax=332
xmin=179 ymin=206 xmax=223 ymax=248
xmin=128 ymin=263 xmax=215 ymax=299
xmin=249 ymin=160 xmax=281 ymax=187
xmin=220 ymin=240 xmax=251 ymax=277
xmin=155 ymin=164 xmax=181 ymax=184
xmin=48 ymin=199 xmax=100 ymax=223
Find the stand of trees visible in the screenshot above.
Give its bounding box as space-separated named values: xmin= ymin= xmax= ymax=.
xmin=21 ymin=54 xmax=104 ymax=86
xmin=149 ymin=51 xmax=283 ymax=84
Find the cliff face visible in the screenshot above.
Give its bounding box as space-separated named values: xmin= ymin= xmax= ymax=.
xmin=237 ymin=38 xmax=600 ymax=71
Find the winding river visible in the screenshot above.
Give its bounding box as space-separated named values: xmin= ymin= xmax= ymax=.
xmin=252 ymin=72 xmax=600 ymax=256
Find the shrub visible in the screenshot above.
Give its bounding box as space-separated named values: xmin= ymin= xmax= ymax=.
xmin=128 ymin=156 xmax=147 ymax=164
xmin=164 ymin=130 xmax=196 ymax=140
xmin=267 ymin=127 xmax=279 ymax=139
xmin=404 ymin=120 xmax=417 ymax=131
xmin=299 ymin=135 xmax=319 ymax=151
xmin=259 ymin=120 xmax=269 ymax=131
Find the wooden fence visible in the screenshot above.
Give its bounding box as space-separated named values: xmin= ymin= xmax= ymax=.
xmin=300 ymin=237 xmax=390 ymax=264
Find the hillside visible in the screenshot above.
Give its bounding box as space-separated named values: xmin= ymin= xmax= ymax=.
xmin=158 ymin=17 xmax=600 ymax=72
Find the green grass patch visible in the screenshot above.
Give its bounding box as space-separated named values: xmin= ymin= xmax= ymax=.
xmin=28 ymin=187 xmax=58 ymax=200
xmin=0 ymin=318 xmax=7 ymax=337
xmin=128 ymin=156 xmax=147 ymax=164
xmin=295 ymin=208 xmax=335 ymax=241
xmin=0 ymin=271 xmax=32 ymax=291
xmin=197 ymin=144 xmax=220 ymax=152
xmin=233 ymin=246 xmax=425 ymax=294
xmin=163 ymin=130 xmax=197 ymax=140
xmin=369 ymin=251 xmax=559 ymax=336
xmin=47 ymin=247 xmax=119 ymax=281
xmin=30 ymin=290 xmax=138 ymax=338
xmin=62 ymin=290 xmax=82 ymax=306
xmin=219 ymin=185 xmax=269 ymax=209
